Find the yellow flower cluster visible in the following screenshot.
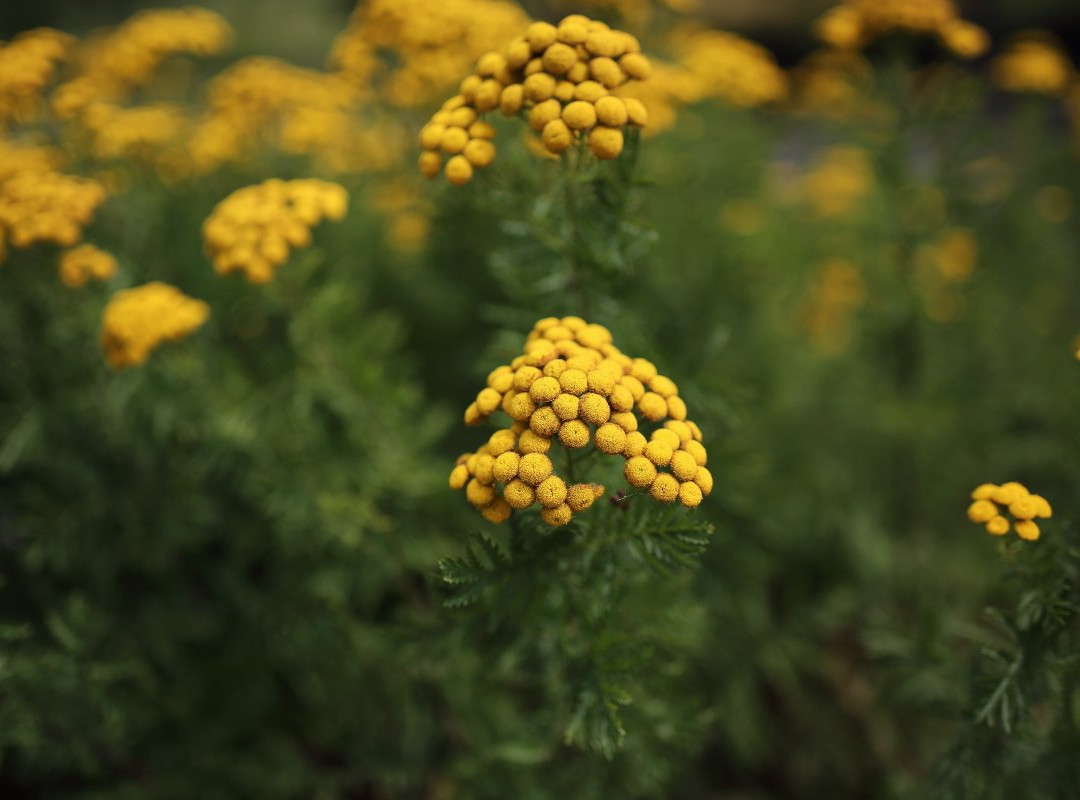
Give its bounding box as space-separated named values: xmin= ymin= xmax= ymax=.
xmin=52 ymin=7 xmax=232 ymax=118
xmin=330 ymin=0 xmax=530 ymax=107
xmin=799 ymin=146 xmax=873 ymax=218
xmin=814 ymin=0 xmax=989 ymax=59
xmin=669 ymin=30 xmax=787 ymax=108
xmin=202 ymin=179 xmax=348 ymax=284
xmin=967 ymin=482 xmax=1052 ymax=541
xmin=0 ymin=28 xmax=73 ymax=123
xmin=991 ymin=33 xmax=1073 ymax=96
xmin=449 ymin=317 xmax=713 ymax=526
xmin=101 ymin=281 xmax=209 ymax=369
xmin=80 ymin=102 xmax=189 ymax=162
xmin=419 ymin=15 xmax=652 ymax=185
xmin=0 ymin=137 xmax=62 ymax=181
xmin=0 ymin=170 xmax=107 ymax=249
xmin=59 ymin=242 xmax=117 ymax=287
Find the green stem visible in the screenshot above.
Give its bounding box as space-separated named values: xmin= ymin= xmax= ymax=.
xmin=562 ymin=145 xmax=590 ymax=317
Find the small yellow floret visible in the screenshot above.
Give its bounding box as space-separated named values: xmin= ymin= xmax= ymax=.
xmin=650 ymin=473 xmax=679 ymax=504
xmin=985 ymin=515 xmax=1010 ymax=536
xmin=541 ymin=503 xmax=574 ymax=526
xmin=593 ymin=423 xmax=627 ymax=454
xmin=1014 ymin=520 xmax=1041 ymax=541
xmin=518 ymin=452 xmax=553 ymax=486
xmin=558 ymin=419 xmax=590 ymax=448
xmin=678 ymin=481 xmax=703 ymax=509
xmin=625 ymin=456 xmax=657 ymax=488
xmin=536 ymin=475 xmax=568 ymax=508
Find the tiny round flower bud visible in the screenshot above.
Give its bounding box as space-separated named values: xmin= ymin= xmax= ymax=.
xmin=558 ymin=368 xmax=589 ymax=395
xmin=667 ymin=396 xmax=686 ymax=421
xmin=529 ymin=406 xmax=560 ymax=437
xmin=536 ymin=475 xmax=568 ymax=508
xmin=638 ymin=392 xmax=667 ymax=421
xmin=543 ymin=358 xmax=568 ymax=378
xmin=554 ymin=80 xmax=576 ymax=102
xmin=481 ymin=498 xmax=512 ymax=524
xmin=420 ymin=122 xmax=446 ymax=150
xmin=985 ymin=515 xmax=1010 ymax=536
xmin=556 ymin=20 xmax=588 ymax=45
xmin=566 ymin=61 xmax=589 ymax=82
xmin=476 ymin=387 xmax=502 ymax=415
xmin=449 ymin=464 xmax=469 ymax=490
xmin=487 ymin=429 xmax=517 ymax=456
xmin=589 ymin=57 xmax=624 ymax=88
xmin=449 ymin=107 xmax=478 ymax=128
xmin=1009 ymin=497 xmax=1039 ymax=521
xmin=649 ymin=375 xmax=678 ymax=397
xmin=513 ymin=365 xmax=543 ymax=391
xmin=623 ymin=431 xmax=647 ymax=457
xmin=524 ymin=57 xmax=543 ymax=76
xmin=972 ymin=498 xmax=993 ymax=524
xmin=610 ymin=411 xmax=638 ymax=432
xmin=1014 ymin=520 xmax=1040 ymax=541
xmin=683 ymin=440 xmax=708 ymax=467
xmin=559 ymin=419 xmax=590 ymax=448
xmin=504 ymin=478 xmax=536 ymax=509
xmin=669 ymin=450 xmax=698 ymax=481
xmin=474 ymin=81 xmax=502 ymax=111
xmin=493 ymin=452 xmax=521 ymax=483
xmin=542 ymin=324 xmax=575 ymax=341
xmin=488 ymin=365 xmax=513 ymax=391
xmin=563 ymin=100 xmax=598 ymax=130
xmin=650 ymin=473 xmax=679 ymax=504
xmin=476 ymin=52 xmax=506 ymax=77
xmin=552 ymin=392 xmax=580 ymax=421
xmin=644 ymin=440 xmax=673 ymax=467
xmin=541 ymin=503 xmax=573 ymax=527
xmin=586 ymin=369 xmax=615 ymax=396
xmin=694 ymin=466 xmax=714 ymax=495
xmin=574 ymin=80 xmax=608 ymax=102
xmin=566 ymin=483 xmax=597 ymax=512
xmin=529 ymin=375 xmax=561 ymax=403
xmin=625 ymin=455 xmax=657 ymax=488
xmin=542 ymin=119 xmax=573 ymax=154
xmin=970 ymin=483 xmax=998 ymax=500
xmin=419 ymin=151 xmax=442 ymax=179
xmin=594 ymin=95 xmax=628 ymax=126
xmin=686 ymin=420 xmax=703 ymax=441
xmin=578 ymin=392 xmax=611 ymax=425
xmin=543 ymin=42 xmax=579 ymax=74
xmin=529 ymin=98 xmax=563 ymax=131
xmin=464 ymin=401 xmax=483 ymax=425
xmin=507 ymin=390 xmax=537 ymax=421
xmin=500 ymin=83 xmax=524 ymax=115
xmin=586 ymin=30 xmax=621 ymax=57
xmin=524 ymin=72 xmax=556 ymax=102
xmin=441 ymin=126 xmax=469 ymax=153
xmin=651 ymin=429 xmax=681 ymax=450
xmin=464 ymin=138 xmax=496 ymax=168
xmin=1032 ymin=495 xmax=1053 ymax=518
xmin=518 ymin=429 xmax=551 ymax=454
xmin=608 ymin=384 xmax=634 ymax=412
xmin=624 ymin=97 xmax=648 ymax=127
xmin=518 ymin=453 xmax=553 ymax=486
xmin=678 ymin=481 xmax=703 ymax=509
xmin=991 ymin=483 xmax=1026 ymax=505
xmin=466 ymin=478 xmax=496 ymax=507
xmin=445 ymin=155 xmax=474 ymax=185
xmin=594 ymin=422 xmax=626 ymax=454
xmin=475 ymin=454 xmax=496 ymax=484
xmin=664 ymin=420 xmax=693 ymax=442
xmin=505 ymin=36 xmax=532 ymax=68
xmin=588 ymin=125 xmax=623 ymax=159
xmin=526 ymin=21 xmax=558 ymax=52
xmin=619 ymin=375 xmax=645 ymax=401
xmin=619 ymin=53 xmax=652 ymax=80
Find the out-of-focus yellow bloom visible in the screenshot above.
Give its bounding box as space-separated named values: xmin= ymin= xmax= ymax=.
xmin=800 ymin=258 xmax=865 ymax=352
xmin=800 ymin=146 xmax=873 ymax=218
xmin=788 ymin=50 xmax=872 ymax=119
xmin=967 ymin=482 xmax=1051 ymax=541
xmin=101 ymin=281 xmax=209 ymax=369
xmin=330 ymin=0 xmax=530 ymax=107
xmin=0 ymin=137 xmax=63 ymax=181
xmin=202 ymin=178 xmax=348 ymax=284
xmin=59 ymin=242 xmax=117 ymax=287
xmin=367 ymin=178 xmax=432 ymax=255
xmin=669 ymin=28 xmax=787 ymax=108
xmin=813 ymin=0 xmax=988 ymax=60
xmin=0 ymin=170 xmax=107 ymax=249
xmin=992 ymin=32 xmax=1073 ymax=96
xmin=450 ymin=317 xmax=711 ymax=526
xmin=0 ymin=28 xmax=73 ymax=124
xmin=564 ymin=0 xmax=700 ymax=30
xmin=52 ymin=7 xmax=232 ymax=118
xmin=419 ymin=15 xmax=650 ymax=185
xmin=79 ymin=102 xmax=189 ymax=162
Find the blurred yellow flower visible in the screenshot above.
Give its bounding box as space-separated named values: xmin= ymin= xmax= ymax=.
xmin=992 ymin=32 xmax=1073 ymax=95
xmin=813 ymin=0 xmax=988 ymax=60
xmin=59 ymin=242 xmax=117 ymax=287
xmin=101 ymin=281 xmax=209 ymax=369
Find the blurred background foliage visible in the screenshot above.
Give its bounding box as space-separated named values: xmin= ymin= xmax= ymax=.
xmin=1 ymin=0 xmax=1080 ymax=798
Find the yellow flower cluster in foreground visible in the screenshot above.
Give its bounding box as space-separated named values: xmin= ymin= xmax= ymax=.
xmin=815 ymin=0 xmax=988 ymax=59
xmin=331 ymin=0 xmax=530 ymax=107
xmin=992 ymin=33 xmax=1073 ymax=96
xmin=419 ymin=14 xmax=651 ymax=185
xmin=449 ymin=317 xmax=712 ymax=526
xmin=967 ymin=482 xmax=1052 ymax=541
xmin=101 ymin=281 xmax=209 ymax=369
xmin=59 ymin=243 xmax=117 ymax=287
xmin=202 ymin=179 xmax=348 ymax=284
xmin=0 ymin=169 xmax=107 ymax=249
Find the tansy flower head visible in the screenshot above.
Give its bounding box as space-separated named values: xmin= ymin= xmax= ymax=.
xmin=418 ymin=14 xmax=651 ymax=185
xmin=967 ymin=481 xmax=1052 ymax=541
xmin=450 ymin=317 xmax=711 ymax=527
xmin=59 ymin=242 xmax=117 ymax=287
xmin=202 ymin=178 xmax=348 ymax=284
xmin=992 ymin=32 xmax=1073 ymax=96
xmin=101 ymin=281 xmax=209 ymax=369
xmin=0 ymin=170 xmax=107 ymax=249
xmin=813 ymin=0 xmax=988 ymax=60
